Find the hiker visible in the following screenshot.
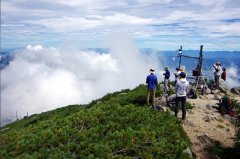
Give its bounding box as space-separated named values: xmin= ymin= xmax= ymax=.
xmin=175 ymin=72 xmax=189 ymax=120
xmin=163 ymin=67 xmax=170 ymax=93
xmin=146 ymin=69 xmax=158 ymax=107
xmin=221 ymin=68 xmax=226 ymax=81
xmin=213 ymin=62 xmax=222 ymax=88
xmin=174 ymin=67 xmax=181 ymax=84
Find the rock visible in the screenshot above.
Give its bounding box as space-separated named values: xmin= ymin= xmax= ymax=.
xmin=231 ymin=88 xmax=240 ymax=95
xmin=197 ymin=134 xmax=214 ymax=145
xmin=188 ymin=85 xmax=193 ymax=90
xmin=206 ymin=94 xmax=215 ymax=99
xmin=155 ymin=97 xmax=166 ymax=106
xmin=219 ymin=80 xmax=230 ymax=89
xmin=206 ymin=88 xmax=212 ymax=94
xmin=181 ymin=147 xmax=193 ymax=159
xmin=159 ymin=84 xmax=164 ymax=90
xmin=185 ymin=119 xmax=196 ymax=127
xmin=212 ymin=89 xmax=220 ymax=94
xmin=206 ymin=104 xmax=212 ymax=110
xmin=214 ymin=95 xmax=221 ymax=100
xmin=151 ymin=105 xmax=164 ymax=111
xmin=0 ymin=127 xmax=9 ymax=132
xmin=223 ymin=114 xmax=232 ymax=120
xmin=225 ymin=90 xmax=231 ymax=96
xmin=199 ymin=95 xmax=206 ymax=99
xmin=219 ymin=85 xmax=227 ymax=93
xmin=167 ymin=94 xmax=176 ymax=101
xmin=187 ymin=109 xmax=194 ymax=114
xmin=203 ymin=115 xmax=213 ymax=122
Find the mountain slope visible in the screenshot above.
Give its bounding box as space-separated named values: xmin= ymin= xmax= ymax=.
xmin=0 ymin=84 xmax=191 ymax=158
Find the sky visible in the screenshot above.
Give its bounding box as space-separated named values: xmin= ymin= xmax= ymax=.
xmin=1 ymin=0 xmax=240 ymax=51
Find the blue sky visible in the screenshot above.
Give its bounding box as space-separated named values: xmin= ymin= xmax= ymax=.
xmin=1 ymin=0 xmax=240 ymax=51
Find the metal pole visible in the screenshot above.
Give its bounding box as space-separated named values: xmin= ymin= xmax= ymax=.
xmin=199 ymin=45 xmax=203 ymax=76
xmin=178 ymin=46 xmax=182 ymax=68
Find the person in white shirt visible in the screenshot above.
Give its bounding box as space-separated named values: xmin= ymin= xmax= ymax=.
xmin=213 ymin=62 xmax=222 ymax=88
xmin=175 ymin=72 xmax=189 ymax=120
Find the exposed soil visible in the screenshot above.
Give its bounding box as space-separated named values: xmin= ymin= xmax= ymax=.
xmin=156 ymin=93 xmax=239 ymax=159
xmin=183 ymin=96 xmax=237 ymax=159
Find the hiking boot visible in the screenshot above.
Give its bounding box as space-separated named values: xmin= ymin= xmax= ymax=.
xmin=150 ymin=105 xmax=155 ymax=109
xmin=181 ymin=119 xmax=187 ymax=125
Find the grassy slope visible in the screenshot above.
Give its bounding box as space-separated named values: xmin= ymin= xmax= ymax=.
xmin=0 ymin=84 xmax=191 ymax=159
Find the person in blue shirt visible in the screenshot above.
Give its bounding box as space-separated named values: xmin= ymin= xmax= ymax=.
xmin=146 ymin=69 xmax=158 ymax=107
xmin=163 ymin=67 xmax=170 ymax=93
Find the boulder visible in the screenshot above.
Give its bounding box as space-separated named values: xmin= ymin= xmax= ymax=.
xmin=155 ymin=97 xmax=166 ymax=106
xmin=181 ymin=147 xmax=193 ymax=159
xmin=159 ymin=84 xmax=164 ymax=90
xmin=167 ymin=94 xmax=176 ymax=108
xmin=219 ymin=85 xmax=227 ymax=93
xmin=230 ymin=88 xmax=240 ymax=95
xmin=206 ymin=88 xmax=211 ymax=94
xmin=214 ymin=95 xmax=221 ymax=100
xmin=211 ymin=89 xmax=220 ymax=94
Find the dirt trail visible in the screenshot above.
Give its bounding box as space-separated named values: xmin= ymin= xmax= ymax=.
xmin=182 ymin=96 xmax=237 ymax=159
xmin=156 ymin=94 xmax=239 ymax=159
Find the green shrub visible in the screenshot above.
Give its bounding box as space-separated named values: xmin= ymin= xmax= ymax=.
xmin=0 ymin=84 xmax=191 ymax=158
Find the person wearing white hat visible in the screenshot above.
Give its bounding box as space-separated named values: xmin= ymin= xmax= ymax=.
xmin=146 ymin=69 xmax=158 ymax=107
xmin=213 ymin=62 xmax=222 ymax=88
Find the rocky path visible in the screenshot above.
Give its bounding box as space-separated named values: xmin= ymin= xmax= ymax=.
xmin=183 ymin=96 xmax=237 ymax=159
xmin=156 ymin=93 xmax=239 ymax=159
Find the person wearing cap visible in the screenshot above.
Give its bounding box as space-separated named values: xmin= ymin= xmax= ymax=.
xmin=213 ymin=62 xmax=222 ymax=88
xmin=163 ymin=67 xmax=170 ymax=93
xmin=175 ymin=72 xmax=189 ymax=121
xmin=146 ymin=69 xmax=158 ymax=107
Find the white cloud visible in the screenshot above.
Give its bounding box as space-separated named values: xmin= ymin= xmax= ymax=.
xmin=102 ymin=13 xmax=153 ymax=25
xmin=189 ymin=0 xmax=226 ymax=7
xmin=2 ymin=0 xmax=240 ymax=50
xmin=2 ymin=36 xmax=161 ymax=125
xmin=22 ymin=14 xmax=153 ymax=32
xmin=226 ymin=64 xmax=240 ymax=88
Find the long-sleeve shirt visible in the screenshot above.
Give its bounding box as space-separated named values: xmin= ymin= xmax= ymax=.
xmin=176 ymin=78 xmax=189 ymax=97
xmin=163 ymin=70 xmax=170 ymax=79
xmin=213 ymin=65 xmax=222 ymax=76
xmin=146 ymin=74 xmax=158 ymax=90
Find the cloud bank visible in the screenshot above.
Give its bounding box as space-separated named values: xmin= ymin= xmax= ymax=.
xmin=226 ymin=64 xmax=240 ymax=88
xmin=2 ymin=36 xmax=161 ymax=124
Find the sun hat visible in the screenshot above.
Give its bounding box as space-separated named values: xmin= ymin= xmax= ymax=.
xmin=150 ymin=69 xmax=154 ymax=73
